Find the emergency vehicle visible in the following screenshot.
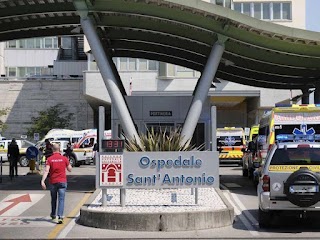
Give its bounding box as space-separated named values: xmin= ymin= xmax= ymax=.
xmin=71 ymin=129 xmax=111 ymax=166
xmin=217 ymin=127 xmax=246 ymax=164
xmin=36 ymin=128 xmax=90 ymax=147
xmin=242 ymin=124 xmax=259 ymax=177
xmin=255 ymin=104 xmax=320 ymax=183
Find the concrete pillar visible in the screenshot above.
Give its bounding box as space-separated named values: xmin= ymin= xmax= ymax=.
xmin=181 ymin=41 xmax=225 ymax=145
xmin=80 ymin=16 xmax=140 ymax=143
xmin=301 ymin=88 xmax=310 ymax=104
xmin=314 ymin=86 xmax=320 ymax=104
xmin=71 ymin=36 xmax=79 ymax=60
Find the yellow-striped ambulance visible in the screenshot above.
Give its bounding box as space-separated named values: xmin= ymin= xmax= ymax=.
xmin=217 ymin=127 xmax=246 ymax=164
xmin=257 ymin=104 xmax=320 ymax=164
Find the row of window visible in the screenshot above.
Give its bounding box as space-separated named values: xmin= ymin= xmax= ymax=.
xmin=5 ymin=67 xmax=53 ymax=77
xmin=116 ymin=58 xmax=158 ymax=71
xmin=234 ymin=2 xmax=292 ymax=20
xmin=6 ymin=37 xmax=73 ymax=49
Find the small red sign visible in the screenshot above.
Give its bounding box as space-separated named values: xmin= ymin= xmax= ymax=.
xmin=100 ymin=154 xmax=123 ymax=187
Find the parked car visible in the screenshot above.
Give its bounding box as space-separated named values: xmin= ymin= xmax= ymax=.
xmin=0 ymin=139 xmax=35 ymax=167
xmin=258 ymin=135 xmax=320 ymax=228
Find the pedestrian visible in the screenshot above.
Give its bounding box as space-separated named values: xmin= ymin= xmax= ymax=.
xmin=44 ymin=139 xmax=53 ymax=160
xmin=7 ymin=138 xmax=20 ymax=179
xmin=40 ymin=143 xmax=72 ymax=224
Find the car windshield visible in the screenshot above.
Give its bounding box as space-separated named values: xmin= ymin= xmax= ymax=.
xmin=270 ymin=147 xmax=320 ymax=165
xmin=20 ymin=140 xmax=34 ymax=148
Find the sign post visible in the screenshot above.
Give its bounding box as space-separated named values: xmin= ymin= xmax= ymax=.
xmin=99 ymin=139 xmax=125 ymax=206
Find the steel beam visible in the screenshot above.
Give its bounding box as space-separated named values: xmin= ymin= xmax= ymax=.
xmin=81 ymin=16 xmax=140 ymax=142
xmin=181 ymin=40 xmax=225 ymax=145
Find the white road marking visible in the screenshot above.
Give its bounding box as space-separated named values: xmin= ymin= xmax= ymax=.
xmin=57 ymin=213 xmax=80 ymax=238
xmin=0 ymin=194 xmax=45 ymax=216
xmin=224 ymin=183 xmax=242 ymax=188
xmin=221 ymin=184 xmax=260 ymax=237
xmin=0 ymin=216 xmax=56 ymax=227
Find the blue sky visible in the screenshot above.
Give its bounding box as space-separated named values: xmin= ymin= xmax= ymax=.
xmin=306 ymin=0 xmax=320 ymax=32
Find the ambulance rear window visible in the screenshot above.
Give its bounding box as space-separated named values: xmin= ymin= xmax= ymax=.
xmin=270 ymin=148 xmax=320 ymax=165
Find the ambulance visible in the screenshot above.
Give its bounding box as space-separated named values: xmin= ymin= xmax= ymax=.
xmin=258 ymin=104 xmax=320 ymax=163
xmin=241 ymin=124 xmax=259 ymax=178
xmin=70 ymin=129 xmax=111 ymax=167
xmin=36 ymin=128 xmax=91 ymax=147
xmin=254 ymin=104 xmax=320 ymax=184
xmin=217 ymin=127 xmax=246 ymax=164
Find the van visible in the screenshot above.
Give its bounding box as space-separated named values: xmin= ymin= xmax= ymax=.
xmin=70 ymin=129 xmax=111 ymax=167
xmin=254 ymin=104 xmax=320 ymax=184
xmin=36 ymin=129 xmax=92 ymax=147
xmin=217 ymin=127 xmax=246 ymax=164
xmin=257 ymin=104 xmax=320 ymax=163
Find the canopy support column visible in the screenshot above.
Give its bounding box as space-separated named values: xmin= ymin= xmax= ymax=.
xmin=81 ymin=16 xmax=140 ymax=142
xmin=301 ymin=88 xmax=310 ymax=104
xmin=314 ymin=85 xmax=320 ymax=104
xmin=181 ymin=39 xmax=225 ymax=145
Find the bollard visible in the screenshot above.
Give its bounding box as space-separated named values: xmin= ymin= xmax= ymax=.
xmin=29 ymin=158 xmax=36 ymax=174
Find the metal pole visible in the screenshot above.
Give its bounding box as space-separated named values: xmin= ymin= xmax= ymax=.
xmin=80 ymin=16 xmax=140 ymax=144
xmin=181 ymin=42 xmax=225 ymax=145
xmin=120 ymin=188 xmax=126 ymax=207
xmin=98 ymin=106 xmax=108 ymax=207
xmin=195 ymin=188 xmax=198 ymax=204
xmin=211 ymin=106 xmax=217 ymax=151
xmin=0 ymin=156 xmax=2 ymax=183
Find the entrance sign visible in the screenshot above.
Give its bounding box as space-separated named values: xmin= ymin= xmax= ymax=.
xmin=98 ymin=151 xmax=219 ymax=189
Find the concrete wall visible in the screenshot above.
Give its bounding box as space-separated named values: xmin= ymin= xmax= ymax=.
xmin=4 ymin=49 xmax=59 ymax=67
xmin=0 ymin=79 xmax=94 ymax=140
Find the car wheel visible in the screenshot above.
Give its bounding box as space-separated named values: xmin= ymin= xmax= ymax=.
xmin=69 ymin=156 xmax=76 ymax=167
xmin=259 ymin=208 xmax=272 ymax=228
xmin=19 ymin=156 xmax=29 ymax=167
xmin=242 ymin=168 xmax=248 ymax=177
xmin=284 ymin=168 xmax=320 ymax=207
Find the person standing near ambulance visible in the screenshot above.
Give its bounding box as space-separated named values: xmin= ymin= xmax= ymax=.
xmin=41 ymin=143 xmax=72 ymax=224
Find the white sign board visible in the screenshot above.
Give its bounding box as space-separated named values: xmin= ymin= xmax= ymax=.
xmin=33 ymin=133 xmax=40 ymax=141
xmin=98 ymin=151 xmax=219 ymax=189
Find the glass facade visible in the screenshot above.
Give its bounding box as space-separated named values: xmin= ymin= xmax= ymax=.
xmin=5 ymin=66 xmax=53 ymax=77
xmin=234 ymin=2 xmax=292 ymax=21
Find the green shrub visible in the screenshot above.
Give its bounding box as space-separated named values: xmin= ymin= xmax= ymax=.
xmin=125 ymin=127 xmax=203 ymax=152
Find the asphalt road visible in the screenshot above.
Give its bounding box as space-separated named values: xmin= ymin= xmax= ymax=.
xmin=1 ymin=162 xmax=320 ymax=239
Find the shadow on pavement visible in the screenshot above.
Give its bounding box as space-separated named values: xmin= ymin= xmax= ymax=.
xmin=0 ymin=173 xmax=95 ymax=192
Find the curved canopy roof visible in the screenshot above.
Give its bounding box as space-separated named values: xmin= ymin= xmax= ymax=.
xmin=1 ymin=0 xmax=320 ymax=89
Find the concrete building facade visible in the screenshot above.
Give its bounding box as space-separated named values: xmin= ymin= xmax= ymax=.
xmin=0 ymin=0 xmax=315 ymax=139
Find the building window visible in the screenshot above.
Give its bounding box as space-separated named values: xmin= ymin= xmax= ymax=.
xmin=6 ymin=37 xmax=59 ymax=49
xmin=233 ymin=2 xmax=292 ymax=21
xmin=138 ymin=59 xmax=148 ymax=71
xmin=148 ymin=60 xmax=158 ymax=71
xmin=211 ymin=0 xmax=232 ymax=8
xmin=116 ymin=57 xmax=158 ymax=71
xmin=8 ymin=67 xmax=16 ymax=77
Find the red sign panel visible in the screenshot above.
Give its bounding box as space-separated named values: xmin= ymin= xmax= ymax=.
xmin=100 ymin=154 xmax=123 ymax=187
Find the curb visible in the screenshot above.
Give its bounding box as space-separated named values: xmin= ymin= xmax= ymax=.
xmin=78 ymin=188 xmax=234 ymax=231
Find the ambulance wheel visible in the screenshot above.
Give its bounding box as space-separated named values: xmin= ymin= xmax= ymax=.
xmin=19 ymin=156 xmax=29 ymax=167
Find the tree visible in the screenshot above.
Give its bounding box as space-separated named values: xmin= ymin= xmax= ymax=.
xmin=27 ymin=104 xmax=74 ymax=138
